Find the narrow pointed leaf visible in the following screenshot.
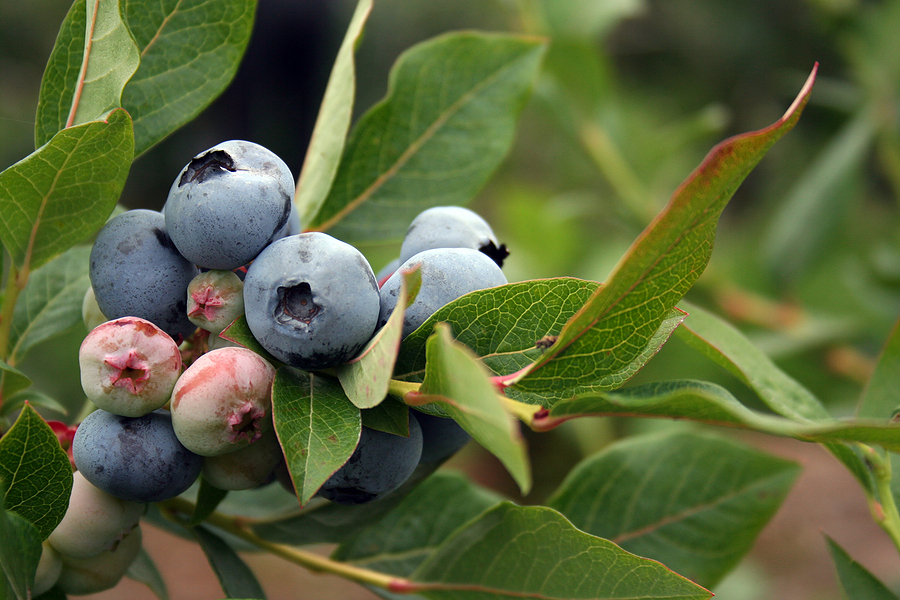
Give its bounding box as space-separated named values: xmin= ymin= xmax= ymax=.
xmin=219 ymin=315 xmax=280 ymax=365
xmin=856 ymin=312 xmax=900 ymax=420
xmin=126 ymin=547 xmax=170 ymax=600
xmin=9 ymin=245 xmax=90 ymax=365
xmin=0 ymin=363 xmax=31 ymax=408
xmin=122 ymin=0 xmax=257 ymax=156
xmin=272 ymin=367 xmax=361 ymax=505
xmin=826 ymin=536 xmax=900 ymax=600
xmin=416 ymin=323 xmax=531 ymax=494
xmin=547 ymin=431 xmax=799 ymax=588
xmin=540 ymin=379 xmax=900 ymax=452
xmin=335 ymin=471 xmax=503 ymax=576
xmin=0 ymin=486 xmax=42 ymax=600
xmin=194 ymin=525 xmax=266 ymax=600
xmin=409 ymin=502 xmax=711 ymax=600
xmin=296 ymin=0 xmax=372 ymax=225
xmin=0 ymin=109 xmax=134 ymax=272
xmin=338 ymin=267 xmax=420 ymax=409
xmin=512 ymin=65 xmax=818 ymax=392
xmin=188 ymin=478 xmax=229 ymax=526
xmin=0 ymin=404 xmax=74 ymax=539
xmin=312 ymin=32 xmax=546 ymax=242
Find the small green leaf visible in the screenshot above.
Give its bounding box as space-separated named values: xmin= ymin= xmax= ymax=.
xmin=335 ymin=471 xmax=503 ymax=576
xmin=857 ymin=312 xmax=900 ymax=420
xmin=219 ymin=316 xmax=280 ymax=365
xmin=126 ymin=546 xmax=170 ymax=600
xmin=1 ymin=390 xmax=68 ymax=420
xmin=361 ymin=398 xmax=410 ymax=436
xmin=194 ymin=525 xmax=266 ymax=600
xmin=272 ymin=368 xmax=360 ymax=506
xmin=188 ymin=478 xmax=229 ymax=527
xmin=0 ymin=363 xmax=31 ymax=409
xmin=0 ymin=485 xmax=43 ymax=600
xmin=416 ymin=324 xmax=531 ymax=494
xmin=0 ymin=109 xmax=134 ymax=273
xmin=0 ymin=404 xmax=73 ymax=539
xmin=535 ymin=0 xmax=646 ymax=39
xmin=510 ymin=66 xmax=817 ymax=392
xmin=827 ymin=535 xmax=900 ymax=600
xmin=122 ymin=0 xmax=257 ymax=156
xmin=338 ymin=267 xmax=420 ymax=409
xmin=312 ymin=32 xmax=547 ymax=243
xmin=409 ymin=502 xmax=711 ymax=600
xmin=296 ymin=0 xmax=372 ymax=225
xmin=9 ymin=245 xmax=91 ymax=365
xmin=547 ymin=430 xmax=799 ymax=588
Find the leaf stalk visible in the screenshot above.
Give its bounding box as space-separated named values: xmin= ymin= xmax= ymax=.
xmin=859 ymin=444 xmax=900 ymax=555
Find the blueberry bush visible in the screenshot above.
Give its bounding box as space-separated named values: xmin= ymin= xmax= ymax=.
xmin=3 ymin=0 xmax=900 ymax=599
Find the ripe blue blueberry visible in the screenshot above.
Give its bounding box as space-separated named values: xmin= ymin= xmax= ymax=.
xmin=89 ymin=209 xmax=199 ymax=342
xmin=165 ymin=140 xmax=295 ymax=270
xmin=319 ymin=412 xmax=423 ymax=505
xmin=73 ymin=409 xmax=203 ymax=503
xmin=400 ymin=206 xmax=509 ymax=267
xmin=243 ymin=232 xmax=380 ymax=370
xmin=414 ymin=411 xmax=471 ymax=464
xmin=378 ymin=247 xmax=508 ymax=338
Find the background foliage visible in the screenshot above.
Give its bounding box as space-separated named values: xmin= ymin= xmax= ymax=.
xmin=4 ymin=0 xmax=900 ymax=598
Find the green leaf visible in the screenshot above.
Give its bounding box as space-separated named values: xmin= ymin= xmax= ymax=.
xmin=188 ymin=477 xmax=229 ymax=526
xmin=361 ymin=398 xmax=410 ymax=436
xmin=311 ymin=32 xmax=547 ymax=243
xmin=826 ymin=535 xmax=900 ymax=600
xmin=0 ymin=404 xmax=73 ymax=539
xmin=534 ymin=0 xmax=646 ymax=39
xmin=219 ymin=316 xmax=280 ymax=365
xmin=415 ymin=323 xmax=531 ymax=494
xmin=35 ymin=0 xmax=140 ymax=143
xmin=408 ymin=502 xmax=711 ymax=600
xmin=1 ymin=390 xmax=68 ymax=420
xmin=0 ymin=362 xmax=31 ymax=409
xmin=675 ymin=301 xmax=874 ymax=493
xmin=335 ymin=471 xmax=502 ymax=576
xmin=338 ymin=266 xmax=420 ymax=409
xmin=126 ymin=546 xmax=170 ymax=600
xmin=34 ymin=0 xmax=86 ymax=147
xmin=272 ymin=367 xmax=360 ymax=506
xmin=857 ymin=312 xmax=900 ymax=420
xmin=296 ymin=0 xmax=372 ymax=226
xmin=122 ymin=0 xmax=257 ymax=156
xmin=547 ymin=430 xmax=799 ymax=588
xmin=0 ymin=485 xmax=43 ymax=600
xmin=194 ymin=525 xmax=266 ymax=600
xmin=539 ymin=379 xmax=900 ymax=452
xmin=508 ymin=66 xmax=818 ymax=393
xmin=9 ymin=245 xmax=90 ymax=365
xmin=0 ymin=109 xmax=134 ymax=273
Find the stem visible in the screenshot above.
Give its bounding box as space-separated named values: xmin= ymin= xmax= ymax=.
xmin=159 ymin=498 xmax=412 ymax=591
xmin=859 ymin=444 xmax=900 ymax=555
xmin=388 ymin=379 xmax=420 ymax=399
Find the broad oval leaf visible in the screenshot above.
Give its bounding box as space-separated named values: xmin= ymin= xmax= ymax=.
xmin=122 ymin=0 xmax=257 ymax=156
xmin=9 ymin=245 xmax=91 ymax=365
xmin=311 ymin=32 xmax=547 ymax=243
xmin=547 ymin=430 xmax=799 ymax=588
xmin=408 ymin=502 xmax=712 ymax=600
xmin=0 ymin=404 xmax=74 ymax=539
xmin=296 ymin=0 xmax=372 ymax=226
xmin=34 ymin=0 xmax=140 ymax=143
xmin=509 ymin=66 xmax=818 ymax=392
xmin=272 ymin=367 xmax=360 ymax=506
xmin=415 ymin=323 xmax=531 ymax=494
xmin=0 ymin=109 xmax=134 ymax=273
xmin=0 ymin=486 xmax=43 ymax=600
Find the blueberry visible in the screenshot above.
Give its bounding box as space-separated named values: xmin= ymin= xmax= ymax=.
xmin=56 ymin=525 xmax=142 ymax=595
xmin=201 ymin=428 xmax=283 ymax=490
xmin=400 ymin=206 xmax=509 ymax=267
xmin=89 ymin=209 xmax=199 ymax=342
xmin=73 ymin=409 xmax=203 ymax=503
xmin=79 ymin=317 xmax=183 ymax=417
xmin=378 ymin=247 xmax=508 ymax=338
xmin=170 ymin=347 xmax=275 ymax=456
xmin=414 ymin=411 xmax=471 ymax=464
xmin=243 ymin=232 xmax=380 ymax=370
xmin=319 ymin=412 xmax=423 ymax=505
xmin=165 ymin=140 xmax=295 ymax=270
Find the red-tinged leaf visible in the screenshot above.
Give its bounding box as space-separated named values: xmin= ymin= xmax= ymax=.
xmin=507 ymin=65 xmax=818 ymax=395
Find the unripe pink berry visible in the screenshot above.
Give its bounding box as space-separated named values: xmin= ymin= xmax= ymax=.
xmin=79 ymin=317 xmax=182 ymax=417
xmin=186 ymin=270 xmax=245 ymax=334
xmin=170 ymin=347 xmax=275 ymax=456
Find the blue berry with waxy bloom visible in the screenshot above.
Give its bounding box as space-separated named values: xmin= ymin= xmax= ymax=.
xmin=89 ymin=209 xmax=199 ymax=342
xmin=400 ymin=205 xmax=508 ymax=267
xmin=378 ymin=247 xmax=508 ymax=338
xmin=73 ymin=409 xmax=202 ymax=503
xmin=164 ymin=140 xmax=295 ymax=270
xmin=243 ymin=232 xmax=380 ymax=370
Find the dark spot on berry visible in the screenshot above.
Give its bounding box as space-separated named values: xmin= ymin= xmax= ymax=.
xmin=479 ymin=240 xmax=509 ymax=268
xmin=179 ymin=150 xmax=236 ymax=186
xmin=152 ymin=227 xmax=178 ymax=251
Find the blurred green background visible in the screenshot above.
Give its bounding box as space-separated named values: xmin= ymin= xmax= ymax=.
xmin=4 ymin=0 xmax=900 ymax=598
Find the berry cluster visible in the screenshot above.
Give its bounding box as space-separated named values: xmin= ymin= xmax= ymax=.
xmin=47 ymin=140 xmax=510 ymax=593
